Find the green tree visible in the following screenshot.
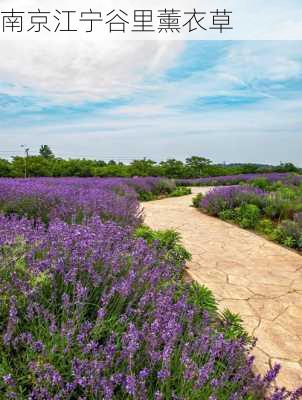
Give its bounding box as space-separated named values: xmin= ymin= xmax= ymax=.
xmin=185 ymin=156 xmax=212 ymax=177
xmin=129 ymin=159 xmax=158 ymax=177
xmin=108 ymin=160 xmax=117 ymax=166
xmin=62 ymin=159 xmax=95 ymax=177
xmin=276 ymin=162 xmax=300 ymax=173
xmin=39 ymin=145 xmax=54 ymax=159
xmin=159 ymin=159 xmax=184 ymax=178
xmin=11 ymin=156 xmax=52 ymax=177
xmin=95 ymin=164 xmax=130 ymax=177
xmin=0 ymin=159 xmax=12 ymax=177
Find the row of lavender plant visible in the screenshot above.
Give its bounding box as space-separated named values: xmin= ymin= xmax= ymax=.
xmin=197 ymin=184 xmax=302 ymax=250
xmin=0 ymin=177 xmax=176 ymax=226
xmin=0 ymin=178 xmax=301 ymax=398
xmin=177 ymin=173 xmax=302 ymax=187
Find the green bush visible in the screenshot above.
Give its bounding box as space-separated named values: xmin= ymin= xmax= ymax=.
xmin=137 ymin=179 xmax=180 ymax=201
xmin=280 ymin=220 xmax=301 ymax=239
xmin=270 ymin=227 xmax=283 ymax=241
xmin=282 ymin=236 xmax=297 ymax=248
xmin=219 ymin=309 xmax=250 ymax=342
xmin=235 ymin=204 xmax=261 ymax=229
xmin=218 ymin=209 xmax=236 ymax=221
xmin=134 ymin=226 xmax=191 ymax=267
xmin=154 ymin=178 xmax=176 ymax=195
xmin=270 ymin=181 xmax=286 ymax=191
xmin=293 ymin=203 xmax=302 ymax=214
xmin=137 ymin=191 xmax=155 ymax=201
xmin=264 ymin=192 xmax=297 ymax=221
xmin=169 ymin=187 xmax=192 ymax=197
xmin=251 ymin=178 xmax=286 ymax=192
xmin=188 ymin=282 xmax=217 ymax=315
xmin=250 ymin=177 xmax=270 ymax=190
xmin=256 ymin=219 xmax=275 ymax=236
xmin=278 ymin=186 xmax=298 ymax=200
xmin=269 ymin=219 xmax=302 ymax=249
xmin=192 ymin=193 xmax=203 ymax=208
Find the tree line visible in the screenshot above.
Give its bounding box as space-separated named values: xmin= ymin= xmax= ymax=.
xmin=0 ymin=145 xmax=300 ymax=178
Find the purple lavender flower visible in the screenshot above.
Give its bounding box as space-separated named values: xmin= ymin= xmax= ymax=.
xmin=3 ymin=374 xmax=14 ymax=386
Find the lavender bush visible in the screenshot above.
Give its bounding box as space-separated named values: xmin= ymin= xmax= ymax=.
xmin=199 ymin=186 xmax=268 ymax=216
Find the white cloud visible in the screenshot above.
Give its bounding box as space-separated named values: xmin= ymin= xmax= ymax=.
xmin=0 ymin=40 xmax=184 ymax=103
xmin=218 ymin=42 xmax=302 ymax=83
xmin=136 ymin=41 xmax=302 ymax=108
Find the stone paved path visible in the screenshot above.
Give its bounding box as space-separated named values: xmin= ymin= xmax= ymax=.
xmin=143 ymin=187 xmax=302 ymax=390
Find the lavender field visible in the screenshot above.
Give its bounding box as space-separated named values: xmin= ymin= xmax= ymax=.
xmin=0 ymin=177 xmax=301 ymax=399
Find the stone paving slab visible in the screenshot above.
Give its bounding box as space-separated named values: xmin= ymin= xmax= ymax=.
xmin=142 ymin=187 xmax=302 ymax=390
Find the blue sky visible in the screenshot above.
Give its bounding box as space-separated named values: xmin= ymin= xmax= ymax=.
xmin=0 ymin=40 xmax=301 ymax=165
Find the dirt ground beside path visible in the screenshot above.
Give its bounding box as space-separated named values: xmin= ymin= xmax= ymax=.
xmin=142 ymin=187 xmax=302 ymax=390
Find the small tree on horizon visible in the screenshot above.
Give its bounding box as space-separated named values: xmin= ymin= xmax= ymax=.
xmin=185 ymin=156 xmax=212 ymax=177
xmin=39 ymin=145 xmax=54 ymax=159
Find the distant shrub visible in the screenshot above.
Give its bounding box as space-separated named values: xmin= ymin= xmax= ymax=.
xmin=192 ymin=192 xmax=204 ymax=208
xmin=218 ymin=209 xmax=236 ymax=221
xmin=250 ymin=178 xmax=287 ymax=192
xmin=268 ymin=218 xmax=302 ymax=249
xmin=169 ymin=187 xmax=191 ymax=197
xmin=278 ymin=186 xmax=298 ymax=200
xmin=132 ymin=178 xmax=178 ymax=201
xmin=153 ymin=178 xmax=176 ymax=195
xmin=251 ymin=177 xmax=270 ymax=190
xmin=235 ymin=204 xmax=261 ymax=229
xmin=264 ymin=192 xmax=298 ymax=221
xmin=137 ymin=191 xmax=155 ymax=201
